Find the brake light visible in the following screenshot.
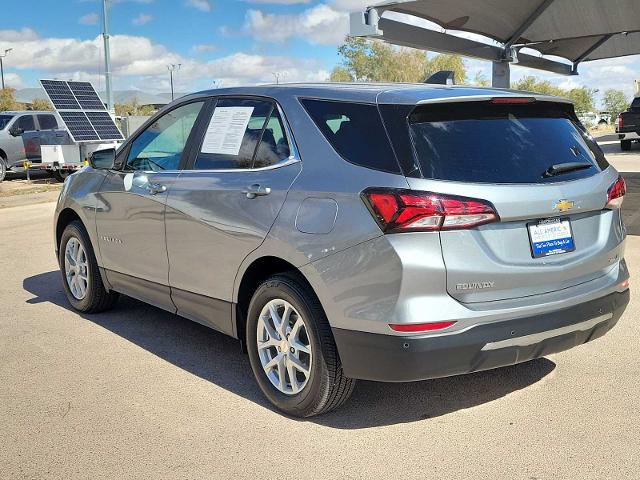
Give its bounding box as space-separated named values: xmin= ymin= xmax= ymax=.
xmin=606 ymin=176 xmax=626 ymax=209
xmin=389 ymin=321 xmax=456 ymax=333
xmin=490 ymin=97 xmax=536 ymax=104
xmin=362 ymin=188 xmax=499 ymax=233
xmin=618 ymin=114 xmax=623 ymax=130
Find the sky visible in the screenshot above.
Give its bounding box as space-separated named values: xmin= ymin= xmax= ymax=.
xmin=0 ymin=0 xmax=638 ymax=106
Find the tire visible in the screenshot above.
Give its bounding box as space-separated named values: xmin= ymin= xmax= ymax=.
xmin=59 ymin=220 xmax=119 ymax=313
xmin=621 ymin=140 xmax=632 ymax=151
xmin=0 ymin=155 xmax=7 ymax=183
xmin=246 ymin=273 xmax=355 ymax=417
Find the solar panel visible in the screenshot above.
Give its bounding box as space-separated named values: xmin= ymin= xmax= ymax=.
xmin=68 ymin=81 xmax=106 ymax=110
xmin=59 ymin=112 xmax=100 ymax=142
xmin=86 ymin=111 xmax=124 ymax=141
xmin=40 ymin=79 xmax=123 ymax=143
xmin=40 ymin=80 xmax=81 ymax=110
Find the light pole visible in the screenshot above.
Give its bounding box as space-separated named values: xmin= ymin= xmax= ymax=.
xmin=0 ymin=48 xmax=13 ymax=90
xmin=167 ymin=64 xmax=181 ymax=101
xmin=102 ymin=0 xmax=114 ymax=113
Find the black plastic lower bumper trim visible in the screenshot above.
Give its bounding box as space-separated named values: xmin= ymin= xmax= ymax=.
xmin=332 ymin=290 xmax=630 ymax=382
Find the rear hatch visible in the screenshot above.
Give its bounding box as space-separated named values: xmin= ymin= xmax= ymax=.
xmin=380 ymin=97 xmax=626 ymax=304
xmin=619 ymin=97 xmax=640 ymax=133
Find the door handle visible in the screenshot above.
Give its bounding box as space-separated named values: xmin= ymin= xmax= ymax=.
xmin=243 ymin=184 xmax=271 ymax=199
xmin=146 ymin=183 xmax=167 ymax=195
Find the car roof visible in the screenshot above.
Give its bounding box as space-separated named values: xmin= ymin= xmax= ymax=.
xmin=186 ymin=82 xmax=572 ymax=106
xmin=1 ymin=111 xmax=58 ymax=115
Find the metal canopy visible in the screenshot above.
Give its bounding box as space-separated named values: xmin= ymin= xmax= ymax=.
xmin=350 ymin=0 xmax=640 ymax=87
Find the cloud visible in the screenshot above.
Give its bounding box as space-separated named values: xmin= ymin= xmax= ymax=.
xmin=79 ymin=13 xmax=100 ymax=25
xmin=244 ymin=0 xmax=311 ymax=4
xmin=191 ymin=43 xmax=217 ymax=54
xmin=185 ymin=0 xmax=212 ymax=12
xmin=3 ymin=73 xmax=25 ymax=89
xmin=132 ymin=13 xmax=154 ymax=25
xmin=0 ymin=28 xmax=328 ymax=93
xmin=245 ymin=4 xmax=347 ymax=45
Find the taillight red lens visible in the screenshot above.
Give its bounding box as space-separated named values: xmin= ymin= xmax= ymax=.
xmin=606 ymin=176 xmax=626 ymax=209
xmin=362 ymin=188 xmax=499 ymax=233
xmin=389 ymin=321 xmax=457 ymax=333
xmin=618 ymin=114 xmax=623 ymax=130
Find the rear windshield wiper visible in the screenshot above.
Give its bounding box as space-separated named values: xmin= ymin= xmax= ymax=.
xmin=543 ymin=162 xmax=593 ymax=178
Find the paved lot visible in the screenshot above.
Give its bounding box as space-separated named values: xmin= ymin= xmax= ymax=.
xmin=1 ymin=144 xmax=640 ymax=479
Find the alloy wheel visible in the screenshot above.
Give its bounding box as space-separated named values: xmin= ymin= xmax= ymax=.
xmin=256 ymin=298 xmax=312 ymax=395
xmin=64 ymin=237 xmax=89 ymax=300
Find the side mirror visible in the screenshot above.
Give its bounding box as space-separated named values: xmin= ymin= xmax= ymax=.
xmin=89 ymin=148 xmax=116 ymax=170
xmin=9 ymin=126 xmax=24 ymax=137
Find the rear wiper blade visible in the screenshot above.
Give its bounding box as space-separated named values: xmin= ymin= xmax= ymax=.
xmin=543 ymin=162 xmax=593 ymax=178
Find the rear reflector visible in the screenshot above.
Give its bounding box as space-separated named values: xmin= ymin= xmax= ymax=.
xmin=619 ymin=279 xmax=630 ymax=290
xmin=389 ymin=321 xmax=457 ymax=333
xmin=606 ymin=175 xmax=626 ymax=209
xmin=490 ymin=97 xmax=536 ymax=104
xmin=362 ymin=188 xmax=499 ymax=233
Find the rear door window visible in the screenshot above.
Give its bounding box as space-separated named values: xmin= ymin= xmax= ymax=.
xmin=37 ymin=114 xmax=58 ymax=130
xmin=407 ymin=101 xmax=608 ymax=184
xmin=16 ymin=115 xmax=36 ymax=132
xmin=194 ymin=98 xmax=274 ymax=170
xmin=301 ymin=99 xmax=400 ymax=174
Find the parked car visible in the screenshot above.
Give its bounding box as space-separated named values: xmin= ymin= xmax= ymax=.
xmin=577 ymin=111 xmax=611 ymax=128
xmin=54 ymin=84 xmax=630 ymax=417
xmin=617 ymin=97 xmax=640 ymax=151
xmin=0 ymin=110 xmax=64 ymax=182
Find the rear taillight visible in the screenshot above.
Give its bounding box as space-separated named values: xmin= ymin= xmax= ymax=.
xmin=362 ymin=188 xmax=499 ymax=233
xmin=618 ymin=114 xmax=623 ymax=130
xmin=606 ymin=175 xmax=626 ymax=209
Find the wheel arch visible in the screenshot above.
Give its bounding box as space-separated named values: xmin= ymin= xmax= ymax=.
xmin=234 ymin=256 xmax=319 ymax=349
xmin=56 ymin=208 xmax=84 ymax=253
xmin=0 ymin=148 xmax=6 ymax=161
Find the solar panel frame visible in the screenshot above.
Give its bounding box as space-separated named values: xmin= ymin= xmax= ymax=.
xmin=39 ymin=79 xmax=124 ymax=144
xmin=40 ymin=80 xmax=81 ymax=110
xmin=58 ymin=111 xmax=101 ymax=142
xmin=86 ymin=111 xmax=125 ymax=141
xmin=68 ymin=81 xmax=107 ymax=110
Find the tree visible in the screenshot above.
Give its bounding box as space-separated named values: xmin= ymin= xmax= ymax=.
xmin=330 ymin=37 xmax=467 ymax=84
xmin=602 ymin=89 xmax=629 ymax=118
xmin=30 ymin=98 xmax=54 ymax=111
xmin=513 ymin=76 xmax=596 ymax=113
xmin=0 ymin=88 xmax=19 ymax=111
xmin=115 ymin=98 xmax=157 ymax=116
xmin=471 ymin=71 xmax=490 ymax=87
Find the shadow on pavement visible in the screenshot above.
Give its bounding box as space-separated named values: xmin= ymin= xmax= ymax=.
xmin=24 ymin=270 xmax=556 ymax=429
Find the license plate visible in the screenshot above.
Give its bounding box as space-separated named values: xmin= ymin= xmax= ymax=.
xmin=527 ymin=217 xmax=575 ymax=258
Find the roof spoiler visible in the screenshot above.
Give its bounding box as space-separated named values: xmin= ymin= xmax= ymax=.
xmin=425 ymin=70 xmax=455 ymax=85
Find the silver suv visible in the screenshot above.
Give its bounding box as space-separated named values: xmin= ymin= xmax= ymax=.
xmin=54 ymin=84 xmax=630 ymax=417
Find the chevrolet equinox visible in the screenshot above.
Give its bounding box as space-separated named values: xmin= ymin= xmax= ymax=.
xmin=55 ymin=83 xmax=630 ymax=417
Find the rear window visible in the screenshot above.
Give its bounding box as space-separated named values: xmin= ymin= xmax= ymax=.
xmin=407 ymin=101 xmax=609 ymax=184
xmin=301 ymin=99 xmax=400 ymax=174
xmin=631 ymin=97 xmax=640 ymax=111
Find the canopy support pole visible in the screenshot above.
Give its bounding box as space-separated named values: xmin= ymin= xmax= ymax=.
xmin=492 ymin=61 xmax=511 ymax=88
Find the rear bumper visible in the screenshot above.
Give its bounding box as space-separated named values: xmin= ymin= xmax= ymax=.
xmin=333 ymin=289 xmax=630 ymax=382
xmin=619 ymin=132 xmax=640 ymax=140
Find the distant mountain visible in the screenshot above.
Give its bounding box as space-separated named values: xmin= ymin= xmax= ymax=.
xmin=14 ymin=88 xmax=188 ymax=106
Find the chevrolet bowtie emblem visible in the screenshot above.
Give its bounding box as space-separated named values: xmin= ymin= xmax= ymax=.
xmin=554 ymin=200 xmax=575 ymax=212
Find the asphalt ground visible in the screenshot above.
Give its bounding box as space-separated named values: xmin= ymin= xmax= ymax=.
xmin=1 ymin=139 xmax=639 ymax=479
